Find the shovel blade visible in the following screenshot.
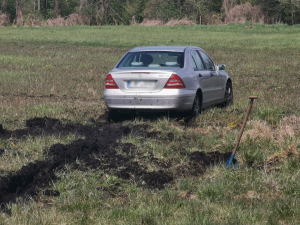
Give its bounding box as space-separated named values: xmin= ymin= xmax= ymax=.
xmin=225 ymin=153 xmax=235 ymax=168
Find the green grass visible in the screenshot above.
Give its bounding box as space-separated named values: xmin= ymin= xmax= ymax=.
xmin=0 ymin=24 xmax=300 ymax=224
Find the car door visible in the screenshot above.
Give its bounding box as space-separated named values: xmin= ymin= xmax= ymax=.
xmin=198 ymin=51 xmax=224 ymax=101
xmin=191 ymin=50 xmax=214 ymax=104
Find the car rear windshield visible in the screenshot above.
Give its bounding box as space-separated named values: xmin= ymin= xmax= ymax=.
xmin=116 ymin=51 xmax=184 ymax=68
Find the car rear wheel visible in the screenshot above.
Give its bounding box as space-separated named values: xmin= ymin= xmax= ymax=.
xmin=108 ymin=109 xmax=119 ymax=122
xmin=222 ymin=82 xmax=233 ymax=107
xmin=190 ymin=94 xmax=201 ymax=118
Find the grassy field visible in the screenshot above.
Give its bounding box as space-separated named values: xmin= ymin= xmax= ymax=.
xmin=0 ymin=23 xmax=300 ymax=224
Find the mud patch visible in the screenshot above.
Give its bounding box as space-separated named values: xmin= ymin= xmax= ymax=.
xmin=142 ymin=170 xmax=173 ymax=189
xmin=0 ymin=118 xmax=170 ymax=210
xmin=26 ymin=117 xmax=61 ymax=129
xmin=189 ymin=151 xmax=235 ymax=174
xmin=0 ymin=116 xmax=234 ymax=212
xmin=0 ymin=117 xmax=86 ymax=139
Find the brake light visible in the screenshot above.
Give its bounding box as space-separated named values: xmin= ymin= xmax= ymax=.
xmin=105 ymin=74 xmax=119 ymax=89
xmin=164 ymin=74 xmax=186 ymax=89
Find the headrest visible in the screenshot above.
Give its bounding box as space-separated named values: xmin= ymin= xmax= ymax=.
xmin=140 ymin=54 xmax=153 ymax=65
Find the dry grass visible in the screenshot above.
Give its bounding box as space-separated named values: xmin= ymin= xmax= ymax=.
xmin=266 ymin=144 xmax=299 ymax=166
xmin=0 ymin=14 xmax=10 ymax=27
xmin=139 ymin=18 xmax=164 ymax=26
xmin=45 ymin=14 xmax=88 ymax=26
xmin=165 ymin=18 xmax=196 ymax=26
xmin=65 ymin=13 xmax=88 ymax=26
xmin=23 ymin=14 xmax=42 ymax=27
xmin=225 ymin=3 xmax=264 ymax=24
xmin=46 ymin=17 xmax=65 ymax=26
xmin=242 ymin=116 xmax=300 ymax=144
xmin=138 ymin=18 xmax=195 ymax=26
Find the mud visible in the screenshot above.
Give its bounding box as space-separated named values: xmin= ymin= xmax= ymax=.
xmin=190 ymin=151 xmax=236 ymax=174
xmin=0 ymin=116 xmax=233 ymax=212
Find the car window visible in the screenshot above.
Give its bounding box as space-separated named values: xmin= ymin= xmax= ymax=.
xmin=191 ymin=50 xmax=204 ymax=70
xmin=117 ymin=51 xmax=184 ymax=68
xmin=198 ymin=51 xmax=215 ymax=70
xmin=191 ymin=58 xmax=197 ymax=70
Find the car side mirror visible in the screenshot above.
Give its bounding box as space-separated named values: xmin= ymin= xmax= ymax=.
xmin=219 ymin=64 xmax=226 ymax=70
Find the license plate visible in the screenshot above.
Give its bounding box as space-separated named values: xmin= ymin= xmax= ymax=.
xmin=127 ymin=81 xmax=156 ymax=88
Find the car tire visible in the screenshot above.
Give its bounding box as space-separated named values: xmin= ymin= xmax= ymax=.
xmin=108 ymin=109 xmax=119 ymax=122
xmin=190 ymin=94 xmax=201 ymax=118
xmin=222 ymin=82 xmax=233 ymax=107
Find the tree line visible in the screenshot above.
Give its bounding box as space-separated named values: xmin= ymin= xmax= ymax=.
xmin=1 ymin=0 xmax=300 ymax=26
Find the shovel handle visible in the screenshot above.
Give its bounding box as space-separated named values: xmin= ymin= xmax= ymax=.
xmin=232 ymin=96 xmax=258 ymax=155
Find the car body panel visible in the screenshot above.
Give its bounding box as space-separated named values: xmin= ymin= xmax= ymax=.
xmin=104 ymin=46 xmax=231 ymax=112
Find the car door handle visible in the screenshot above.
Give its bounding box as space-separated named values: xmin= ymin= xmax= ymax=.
xmin=210 ymin=72 xmax=216 ymax=77
xmin=198 ymin=73 xmax=203 ymax=77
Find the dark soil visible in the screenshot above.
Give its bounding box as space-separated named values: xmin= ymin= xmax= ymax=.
xmin=190 ymin=151 xmax=236 ymax=174
xmin=0 ymin=116 xmax=233 ymax=212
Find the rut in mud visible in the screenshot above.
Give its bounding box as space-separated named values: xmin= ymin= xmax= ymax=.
xmin=0 ymin=117 xmax=232 ymax=211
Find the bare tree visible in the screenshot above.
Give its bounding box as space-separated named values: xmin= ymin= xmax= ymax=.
xmin=79 ymin=0 xmax=85 ymax=11
xmin=186 ymin=0 xmax=203 ymax=24
xmin=16 ymin=0 xmax=23 ymax=25
xmin=1 ymin=0 xmax=10 ymax=26
xmin=2 ymin=0 xmax=7 ymax=13
xmin=278 ymin=0 xmax=300 ymax=24
xmin=98 ymin=0 xmax=110 ymax=24
xmin=55 ymin=0 xmax=61 ymax=17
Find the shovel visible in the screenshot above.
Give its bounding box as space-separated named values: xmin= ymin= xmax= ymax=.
xmin=226 ymin=96 xmax=258 ymax=168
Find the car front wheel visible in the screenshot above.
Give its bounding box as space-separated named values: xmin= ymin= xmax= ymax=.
xmin=223 ymin=82 xmax=233 ymax=107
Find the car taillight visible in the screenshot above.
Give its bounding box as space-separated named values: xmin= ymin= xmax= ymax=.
xmin=164 ymin=74 xmax=186 ymax=89
xmin=105 ymin=74 xmax=119 ymax=89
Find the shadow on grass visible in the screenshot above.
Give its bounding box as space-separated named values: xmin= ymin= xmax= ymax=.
xmin=104 ymin=110 xmax=199 ymax=127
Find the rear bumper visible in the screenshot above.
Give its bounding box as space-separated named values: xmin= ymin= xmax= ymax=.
xmin=104 ymin=89 xmax=195 ymax=111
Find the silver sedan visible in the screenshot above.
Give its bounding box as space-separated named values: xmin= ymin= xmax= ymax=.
xmin=104 ymin=46 xmax=233 ymax=117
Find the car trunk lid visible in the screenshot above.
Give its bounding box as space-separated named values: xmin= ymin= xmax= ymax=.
xmin=111 ymin=70 xmax=175 ymax=92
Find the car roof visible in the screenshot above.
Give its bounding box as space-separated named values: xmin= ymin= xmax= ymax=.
xmin=129 ymin=46 xmax=202 ymax=52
